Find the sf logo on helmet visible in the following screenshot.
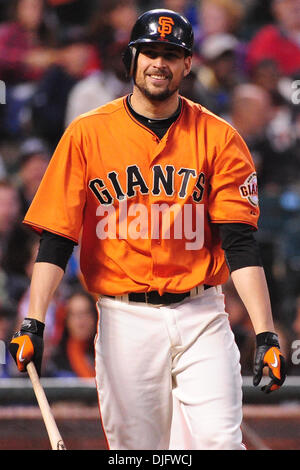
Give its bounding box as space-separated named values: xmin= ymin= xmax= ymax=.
xmin=158 ymin=16 xmax=175 ymax=38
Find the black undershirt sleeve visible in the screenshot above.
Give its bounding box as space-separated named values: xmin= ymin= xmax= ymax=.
xmin=218 ymin=223 xmax=263 ymax=273
xmin=36 ymin=230 xmax=76 ymax=271
xmin=36 ymin=224 xmax=262 ymax=275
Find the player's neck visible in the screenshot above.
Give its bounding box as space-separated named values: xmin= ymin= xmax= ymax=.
xmin=130 ymin=87 xmax=180 ymax=120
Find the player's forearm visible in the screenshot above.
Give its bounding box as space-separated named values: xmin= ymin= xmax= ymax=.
xmin=27 ymin=262 xmax=64 ymax=323
xmin=230 ymin=265 xmax=275 ymax=334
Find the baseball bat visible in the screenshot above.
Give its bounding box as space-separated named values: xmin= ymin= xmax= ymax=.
xmin=26 ymin=361 xmax=67 ymax=450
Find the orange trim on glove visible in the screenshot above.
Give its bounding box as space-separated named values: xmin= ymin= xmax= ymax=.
xmin=10 ymin=335 xmax=34 ymax=371
xmin=264 ymin=347 xmax=282 ymax=380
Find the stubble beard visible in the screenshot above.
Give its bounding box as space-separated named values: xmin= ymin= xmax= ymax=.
xmin=135 ymin=82 xmax=179 ymax=102
xmin=134 ymin=72 xmax=181 ymax=102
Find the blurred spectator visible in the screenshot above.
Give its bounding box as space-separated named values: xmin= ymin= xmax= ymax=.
xmin=225 ymin=83 xmax=299 ymax=217
xmin=1 ymin=224 xmax=37 ymax=291
xmin=0 ymin=0 xmax=56 ymax=85
xmin=293 ymin=110 xmax=300 ymax=151
xmin=160 ymin=0 xmax=199 ymax=29
xmin=15 ymin=137 xmax=50 ymax=216
xmin=279 ymin=209 xmax=300 ymax=321
xmin=273 ymin=319 xmax=294 ymax=372
xmin=65 ymin=40 xmax=132 ymax=125
xmin=0 ymin=0 xmax=58 ymax=137
xmin=0 ymin=304 xmax=18 ymax=378
xmin=46 ymin=290 xmax=97 ymax=378
xmin=89 ymin=0 xmax=138 ymax=62
xmin=225 ymin=84 xmax=297 ymax=320
xmin=292 ymin=296 xmax=300 ymax=350
xmin=228 ymin=83 xmax=274 ymax=143
xmin=228 ymin=83 xmax=300 ymax=329
xmin=0 ymin=0 xmax=10 ymax=21
xmin=30 ymin=27 xmax=95 ymax=147
xmin=195 ymin=33 xmax=244 ymax=115
xmin=250 ymin=58 xmax=290 ymax=106
xmin=46 ymin=0 xmax=96 ymax=28
xmin=246 ymin=0 xmax=300 ymax=77
xmin=0 ymin=179 xmax=36 ymax=307
xmin=178 ymin=65 xmax=216 ymax=109
xmin=226 ymin=83 xmax=298 ymax=188
xmin=196 ymin=0 xmax=245 ymax=42
xmin=0 ymin=180 xmax=21 ymax=264
xmin=242 ymin=0 xmax=274 ymax=39
xmin=249 ymin=59 xmax=300 ymax=167
xmin=161 ymin=0 xmax=188 ymax=13
xmin=0 ymin=153 xmax=7 ymax=179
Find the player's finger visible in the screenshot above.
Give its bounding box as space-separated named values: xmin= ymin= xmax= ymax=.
xmin=264 ymin=347 xmax=286 ymax=392
xmin=261 ymin=381 xmax=280 ymax=394
xmin=9 ymin=335 xmax=34 ymax=372
xmin=253 ymin=366 xmax=263 ymax=387
xmin=264 ymin=347 xmax=285 ymax=382
xmin=253 ymin=347 xmax=265 ymax=386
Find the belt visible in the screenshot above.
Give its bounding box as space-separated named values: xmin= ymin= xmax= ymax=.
xmin=106 ymin=285 xmax=212 ymax=305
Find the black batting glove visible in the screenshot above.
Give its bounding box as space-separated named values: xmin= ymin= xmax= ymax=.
xmin=9 ymin=318 xmax=45 ymax=376
xmin=253 ymin=331 xmax=286 ymax=393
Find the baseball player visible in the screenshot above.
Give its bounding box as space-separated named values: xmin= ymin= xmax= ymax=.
xmin=9 ymin=9 xmax=286 ymax=450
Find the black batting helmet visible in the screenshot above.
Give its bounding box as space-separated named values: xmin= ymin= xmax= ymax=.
xmin=122 ymin=9 xmax=194 ymax=77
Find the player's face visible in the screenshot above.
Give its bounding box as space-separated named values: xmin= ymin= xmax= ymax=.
xmin=134 ymin=43 xmax=192 ymax=101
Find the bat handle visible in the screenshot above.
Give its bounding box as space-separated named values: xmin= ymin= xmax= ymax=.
xmin=27 ymin=362 xmax=67 ymax=450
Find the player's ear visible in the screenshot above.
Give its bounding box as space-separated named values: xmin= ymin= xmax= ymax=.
xmin=183 ymin=55 xmax=192 ymax=77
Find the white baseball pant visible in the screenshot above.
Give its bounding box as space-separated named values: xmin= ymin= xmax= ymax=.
xmin=94 ymin=286 xmax=245 ymax=450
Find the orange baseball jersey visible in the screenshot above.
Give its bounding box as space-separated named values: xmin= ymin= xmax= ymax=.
xmin=24 ymin=96 xmax=259 ymax=296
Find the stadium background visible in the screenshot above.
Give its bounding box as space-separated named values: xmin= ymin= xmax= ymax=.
xmin=0 ymin=0 xmax=300 ymax=450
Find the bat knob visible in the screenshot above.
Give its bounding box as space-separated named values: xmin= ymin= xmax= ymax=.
xmin=56 ymin=440 xmax=67 ymax=450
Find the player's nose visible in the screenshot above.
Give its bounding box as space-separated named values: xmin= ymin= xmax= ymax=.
xmin=151 ymin=55 xmax=166 ymax=68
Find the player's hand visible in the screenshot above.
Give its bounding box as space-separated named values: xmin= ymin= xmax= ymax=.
xmin=9 ymin=318 xmax=45 ymax=376
xmin=253 ymin=331 xmax=286 ymax=393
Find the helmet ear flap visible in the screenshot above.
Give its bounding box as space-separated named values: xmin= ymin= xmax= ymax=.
xmin=122 ymin=45 xmax=138 ymax=78
xmin=122 ymin=46 xmax=132 ymax=78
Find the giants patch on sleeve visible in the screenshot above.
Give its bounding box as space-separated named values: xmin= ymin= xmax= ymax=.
xmin=239 ymin=172 xmax=258 ymax=207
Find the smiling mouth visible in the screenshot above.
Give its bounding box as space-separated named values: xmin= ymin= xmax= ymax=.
xmin=150 ymin=74 xmax=168 ymax=78
xmin=147 ymin=73 xmax=170 ymax=84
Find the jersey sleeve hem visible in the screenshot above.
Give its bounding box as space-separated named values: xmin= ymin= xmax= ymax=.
xmin=210 ymin=219 xmax=258 ymax=229
xmin=22 ymin=220 xmax=79 ymax=243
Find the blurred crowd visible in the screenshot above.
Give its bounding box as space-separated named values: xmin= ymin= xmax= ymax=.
xmin=0 ymin=0 xmax=300 ymax=379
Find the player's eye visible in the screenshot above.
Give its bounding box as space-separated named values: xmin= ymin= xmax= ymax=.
xmin=164 ymin=52 xmax=180 ymax=60
xmin=141 ymin=48 xmax=181 ymax=58
xmin=142 ymin=49 xmax=158 ymax=58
